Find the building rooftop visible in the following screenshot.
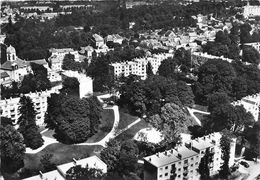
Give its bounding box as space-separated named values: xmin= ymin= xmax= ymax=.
xmin=23 ymin=170 xmax=64 ymax=180
xmin=1 ymin=58 xmax=29 ymax=71
xmin=28 ymin=59 xmax=48 ymax=65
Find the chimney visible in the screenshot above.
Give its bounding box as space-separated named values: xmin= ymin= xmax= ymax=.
xmin=164 ymin=151 xmax=167 ymax=156
xmin=170 ymin=149 xmax=174 ymax=154
xmin=73 ymin=158 xmax=77 ymax=165
xmin=39 ymin=171 xmax=43 ymax=179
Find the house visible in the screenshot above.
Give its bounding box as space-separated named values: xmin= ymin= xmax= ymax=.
xmin=0 ymin=45 xmax=31 ymax=82
xmin=92 ymin=34 xmax=105 ymax=48
xmin=105 ymin=34 xmax=124 ymax=45
xmin=243 ymin=2 xmax=260 ymax=18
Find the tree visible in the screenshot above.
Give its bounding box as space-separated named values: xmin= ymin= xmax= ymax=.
xmin=117 ymin=140 xmax=139 ymax=176
xmin=40 ymin=153 xmax=56 ymax=172
xmin=158 ymin=58 xmax=177 ymax=78
xmin=17 ymin=96 xmax=44 ymax=149
xmin=146 ymin=62 xmax=154 ymax=77
xmin=248 ymin=122 xmax=260 ymax=161
xmin=66 ymin=165 xmax=104 ymax=180
xmin=219 ymin=131 xmax=232 ymax=179
xmin=61 ymin=77 xmax=79 ymax=96
xmin=198 ymin=148 xmax=213 ymax=179
xmin=100 ymin=139 xmax=121 ymax=172
xmin=0 ymin=124 xmax=25 ymax=173
xmin=242 ymin=46 xmax=260 ymax=65
xmin=207 ymin=92 xmax=230 ymax=112
xmin=176 ymin=81 xmax=194 ymax=107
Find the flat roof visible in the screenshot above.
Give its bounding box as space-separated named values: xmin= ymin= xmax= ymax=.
xmin=23 ymin=170 xmax=64 ymax=180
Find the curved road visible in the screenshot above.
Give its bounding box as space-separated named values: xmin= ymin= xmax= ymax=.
xmin=186 ymin=107 xmax=210 ymax=126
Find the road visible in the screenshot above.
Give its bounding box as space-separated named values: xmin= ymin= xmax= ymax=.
xmin=186 ymin=107 xmax=210 ymax=126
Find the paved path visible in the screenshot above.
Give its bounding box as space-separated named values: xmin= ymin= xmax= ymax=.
xmin=26 ymin=136 xmax=58 ymax=154
xmin=186 ymin=107 xmax=210 ymax=126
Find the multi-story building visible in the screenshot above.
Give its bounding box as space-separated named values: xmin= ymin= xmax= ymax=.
xmin=243 ymin=2 xmax=260 ymax=18
xmin=0 ymin=89 xmax=58 ymax=126
xmin=23 ymin=155 xmax=107 ymax=180
xmin=143 ymin=132 xmax=236 ymax=180
xmin=231 ymin=93 xmax=260 ymax=122
xmin=92 ymin=34 xmax=105 ymax=48
xmin=110 ymin=53 xmax=173 ymax=80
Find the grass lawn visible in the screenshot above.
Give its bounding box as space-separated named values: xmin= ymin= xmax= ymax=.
xmin=24 ymin=143 xmax=103 ymax=170
xmin=116 ymin=119 xmax=149 ymax=141
xmin=86 ymin=109 xmax=114 ymax=143
xmin=116 ymin=110 xmax=139 ymax=131
xmin=193 ymin=112 xmax=209 ymax=125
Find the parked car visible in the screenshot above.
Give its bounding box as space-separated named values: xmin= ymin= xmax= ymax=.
xmin=240 ymin=161 xmax=249 ymax=168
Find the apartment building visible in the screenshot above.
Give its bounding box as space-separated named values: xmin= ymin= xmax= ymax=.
xmin=243 ymin=3 xmax=260 ymax=18
xmin=0 ymin=89 xmax=58 ymax=126
xmin=143 ymin=132 xmax=236 ymax=180
xmin=191 ymin=52 xmax=233 ymax=67
xmin=23 ymin=155 xmax=107 ymax=180
xmin=110 ymin=53 xmax=173 ymax=80
xmin=231 ymin=93 xmax=260 ymax=122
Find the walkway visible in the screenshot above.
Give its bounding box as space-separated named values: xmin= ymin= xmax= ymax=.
xmin=186 ymin=107 xmax=210 ymax=126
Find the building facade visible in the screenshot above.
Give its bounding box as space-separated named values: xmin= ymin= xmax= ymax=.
xmin=0 ymin=89 xmax=58 ymax=126
xmin=143 ymin=132 xmax=236 ymax=180
xmin=110 ymin=53 xmax=173 ymax=80
xmin=231 ymin=93 xmax=260 ymax=122
xmin=243 ymin=4 xmax=260 ymax=18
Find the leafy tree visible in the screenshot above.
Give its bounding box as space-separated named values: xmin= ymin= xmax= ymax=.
xmin=146 ymin=62 xmax=154 ymax=77
xmin=45 ymin=94 xmax=102 ymax=144
xmin=248 ymin=122 xmax=260 ymax=161
xmin=61 ymin=77 xmax=79 ymax=96
xmin=0 ymin=124 xmax=25 ymax=173
xmin=62 ymin=53 xmax=83 ymax=72
xmin=231 ymin=77 xmax=248 ymax=100
xmin=219 ymin=131 xmax=232 ymax=179
xmin=66 ymin=165 xmax=104 ymax=180
xmin=242 ymin=46 xmax=260 ymax=65
xmin=176 ymin=81 xmax=194 ymax=107
xmin=207 ymin=92 xmax=230 ymax=112
xmin=198 ymin=148 xmax=213 ymax=180
xmin=40 ymin=153 xmax=56 ymax=172
xmin=158 ymin=58 xmax=177 ymax=78
xmin=100 ymin=139 xmax=121 ymax=172
xmin=193 ymin=59 xmax=236 ymax=104
xmin=17 ymin=96 xmax=43 ymax=149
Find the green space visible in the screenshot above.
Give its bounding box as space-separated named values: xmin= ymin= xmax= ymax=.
xmin=116 ymin=119 xmax=149 ymax=141
xmin=86 ymin=109 xmax=114 ymax=143
xmin=117 ymin=110 xmax=139 ymax=131
xmin=24 ymin=143 xmax=103 ymax=170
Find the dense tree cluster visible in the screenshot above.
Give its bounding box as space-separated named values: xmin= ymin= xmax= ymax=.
xmin=0 ymin=121 xmax=25 ymax=173
xmin=66 ymin=165 xmax=104 ymax=180
xmin=193 ymin=59 xmax=260 ymax=104
xmin=17 ymin=96 xmax=44 ymax=149
xmin=44 ymin=94 xmax=102 ymax=144
xmin=119 ymin=75 xmax=194 ymax=116
xmin=242 ymin=45 xmax=260 ymax=65
xmin=100 ymin=139 xmax=139 ymax=176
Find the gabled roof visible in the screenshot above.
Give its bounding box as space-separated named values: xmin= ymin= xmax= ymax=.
xmin=93 ymin=34 xmax=103 ymax=42
xmin=28 ymin=59 xmax=48 ymax=65
xmin=1 ymin=72 xmax=9 ymax=79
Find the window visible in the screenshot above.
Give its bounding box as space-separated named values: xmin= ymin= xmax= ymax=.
xmin=160 ymin=168 xmax=163 ymax=171
xmin=178 ymin=168 xmax=181 ymax=171
xmin=165 ymin=173 xmax=168 ymax=176
xmin=184 ymin=160 xmax=188 ymax=164
xmin=178 ymin=175 xmax=181 ymax=178
xmin=195 ymin=162 xmax=198 ymax=165
xmin=159 ymin=175 xmax=162 ymax=178
xmin=179 ymin=162 xmax=181 ymax=165
xmin=191 ymin=157 xmax=194 ymax=160
xmin=191 ymin=164 xmax=193 ymax=167
xmin=165 ymin=166 xmax=168 ymax=170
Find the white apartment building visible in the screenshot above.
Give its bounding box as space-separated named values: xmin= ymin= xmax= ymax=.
xmin=191 ymin=52 xmax=233 ymax=67
xmin=23 ymin=155 xmax=107 ymax=180
xmin=243 ymin=3 xmax=260 ymax=18
xmin=0 ymin=89 xmax=59 ymax=126
xmin=143 ymin=132 xmax=236 ymax=180
xmin=110 ymin=53 xmax=173 ymax=80
xmin=231 ymin=93 xmax=260 ymax=122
